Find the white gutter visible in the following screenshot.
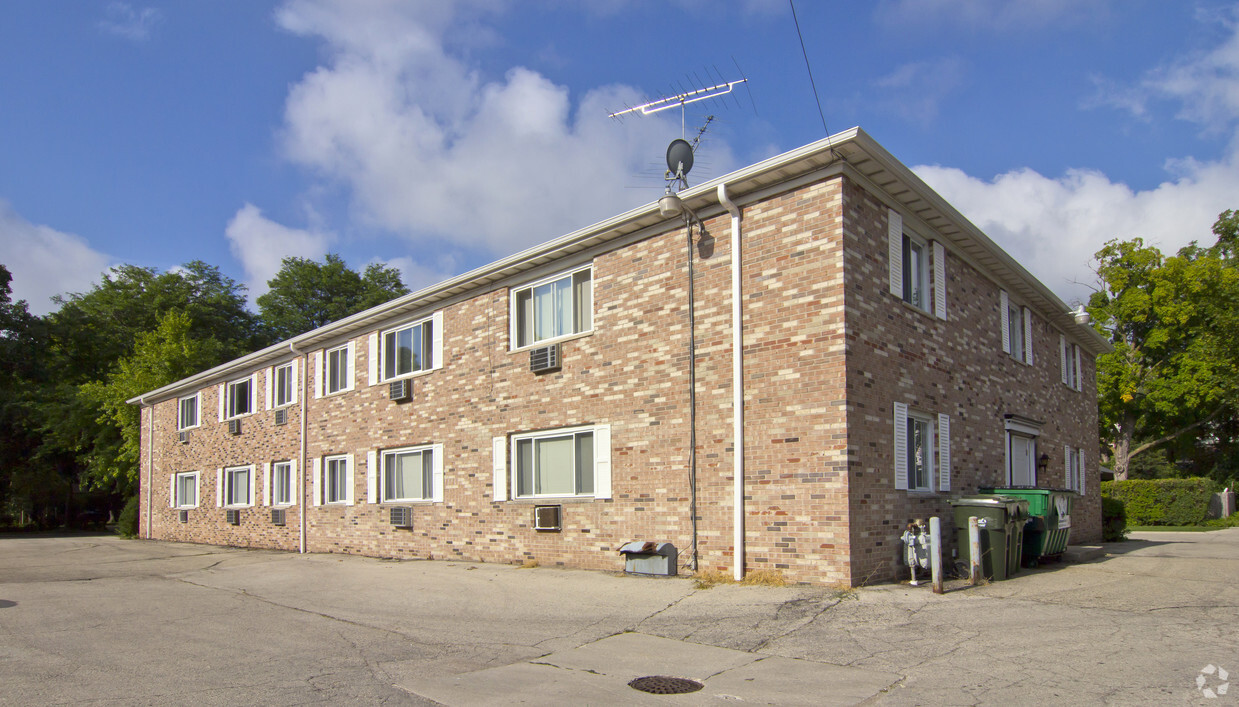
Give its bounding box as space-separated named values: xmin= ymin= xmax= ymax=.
xmin=718 ymin=184 xmax=745 ymax=581
xmin=291 ymin=343 xmax=307 ymax=555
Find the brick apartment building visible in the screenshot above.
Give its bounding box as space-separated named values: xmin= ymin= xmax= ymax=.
xmin=130 ymin=128 xmax=1110 ymax=586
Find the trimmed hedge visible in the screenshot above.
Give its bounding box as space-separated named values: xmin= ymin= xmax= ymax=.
xmin=116 ymin=495 xmax=139 ymax=538
xmin=1100 ymin=478 xmax=1217 ymax=526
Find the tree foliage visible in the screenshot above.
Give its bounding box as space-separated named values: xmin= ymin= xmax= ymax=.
xmin=256 ymin=254 xmax=409 ymax=341
xmin=1089 ymin=210 xmax=1239 ymax=480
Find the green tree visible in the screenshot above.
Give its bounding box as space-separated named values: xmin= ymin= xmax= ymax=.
xmin=0 ymin=264 xmax=49 ymax=524
xmin=257 ymin=254 xmax=408 ymax=341
xmin=79 ymin=310 xmax=224 ymax=493
xmin=1088 ymin=211 xmax=1239 ymax=479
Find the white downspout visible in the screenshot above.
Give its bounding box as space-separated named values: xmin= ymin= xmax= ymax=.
xmin=143 ymin=397 xmax=152 ymax=539
xmin=718 ymin=183 xmax=745 ymax=581
xmin=291 ymin=343 xmax=307 ymax=554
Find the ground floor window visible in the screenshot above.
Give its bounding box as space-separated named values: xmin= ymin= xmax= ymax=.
xmin=383 ymin=446 xmax=434 ymax=502
xmin=173 ymin=472 xmax=198 ymax=509
xmin=224 ymin=466 xmax=253 ymax=507
xmin=324 ymin=455 xmax=350 ymax=504
xmin=513 ymin=427 xmax=598 ymax=498
xmin=272 ymin=461 xmax=294 ymax=506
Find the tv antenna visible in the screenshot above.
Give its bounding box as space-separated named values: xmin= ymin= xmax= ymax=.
xmin=609 ymin=77 xmax=747 ymax=135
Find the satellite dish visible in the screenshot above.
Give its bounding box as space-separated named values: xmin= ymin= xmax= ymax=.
xmin=666 ymin=138 xmax=694 ymax=178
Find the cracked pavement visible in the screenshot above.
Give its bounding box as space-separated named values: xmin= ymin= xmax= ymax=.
xmin=2 ymin=529 xmax=1237 ymax=704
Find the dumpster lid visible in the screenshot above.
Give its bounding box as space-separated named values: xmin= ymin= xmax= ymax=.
xmin=950 ymin=496 xmax=1025 ymax=507
xmin=618 ymin=541 xmax=674 ymax=555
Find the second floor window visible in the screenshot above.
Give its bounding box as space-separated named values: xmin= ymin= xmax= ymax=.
xmin=326 ymin=345 xmax=351 ymax=395
xmin=226 ymin=377 xmax=253 ymax=418
xmin=178 ymin=394 xmax=199 ymax=430
xmin=383 ymin=319 xmax=433 ymax=380
xmin=513 ymin=266 xmax=592 ymax=348
xmin=273 ymin=362 xmax=295 ymax=407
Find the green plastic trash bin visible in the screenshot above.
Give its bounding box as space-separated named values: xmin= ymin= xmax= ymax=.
xmin=950 ymin=496 xmax=1029 ymax=581
xmin=980 ymin=487 xmax=1075 ymax=566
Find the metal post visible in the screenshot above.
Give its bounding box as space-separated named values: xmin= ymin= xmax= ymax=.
xmin=930 ymin=516 xmax=943 ymax=594
xmin=969 ymin=516 xmax=982 ymax=585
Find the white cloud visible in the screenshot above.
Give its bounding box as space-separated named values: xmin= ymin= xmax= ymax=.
xmin=0 ymin=200 xmax=113 ymax=315
xmin=914 ymin=146 xmax=1239 ymax=304
xmin=876 ymin=0 xmax=1108 ymax=31
xmin=98 ymin=2 xmax=163 ymax=42
xmin=1095 ymin=10 xmax=1239 ymax=134
xmin=274 ymin=0 xmax=722 ymax=259
xmin=874 ymin=57 xmax=966 ymax=124
xmin=377 ymin=255 xmax=459 ymax=294
xmin=225 ymin=203 xmax=333 ymax=302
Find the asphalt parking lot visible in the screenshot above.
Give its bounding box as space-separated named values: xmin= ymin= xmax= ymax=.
xmin=2 ymin=529 xmax=1237 ymax=705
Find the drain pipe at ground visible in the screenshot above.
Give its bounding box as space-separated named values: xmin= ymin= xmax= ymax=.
xmin=718 ymin=183 xmax=745 ymax=581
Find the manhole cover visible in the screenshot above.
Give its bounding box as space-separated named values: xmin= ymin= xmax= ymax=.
xmin=628 ymin=675 xmax=704 ymax=695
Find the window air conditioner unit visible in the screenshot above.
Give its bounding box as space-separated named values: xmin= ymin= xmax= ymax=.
xmin=178 ymin=509 xmax=189 ymax=523
xmin=389 ymin=506 xmax=413 ymax=528
xmin=274 ymin=408 xmax=288 ymax=426
xmin=533 ymin=505 xmax=562 ymax=532
xmin=227 ymin=418 xmax=242 ymax=435
xmin=529 ymin=344 xmax=562 ymax=374
xmin=389 ymin=379 xmax=412 ymax=402
xmin=271 ymin=508 xmax=286 ymax=526
xmin=178 ymin=430 xmax=190 ymax=444
xmin=226 ymin=508 xmax=241 ymax=525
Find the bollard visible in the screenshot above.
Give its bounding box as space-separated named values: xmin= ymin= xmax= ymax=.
xmin=930 ymin=516 xmax=943 ymax=594
xmin=969 ymin=516 xmax=982 ymax=585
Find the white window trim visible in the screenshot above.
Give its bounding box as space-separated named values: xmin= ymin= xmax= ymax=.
xmin=269 ymin=460 xmax=297 ymax=507
xmin=1003 ymin=417 xmax=1043 ymax=486
xmin=374 ymin=311 xmax=443 ymax=384
xmin=268 ymin=360 xmax=298 ymax=410
xmin=323 ymin=342 xmax=356 ymax=397
xmin=509 ymin=264 xmax=594 ymax=351
xmin=177 ymin=393 xmax=201 ymax=431
xmin=171 ymin=471 xmax=200 ymax=509
xmin=1022 ymin=306 xmax=1034 ymax=365
xmin=222 ymin=374 xmax=258 ymax=420
xmin=223 ymin=465 xmax=256 ymax=508
xmin=508 ymin=424 xmax=611 ymax=500
xmin=887 ymin=208 xmax=946 ymax=318
xmin=894 ymin=404 xmax=949 ymax=494
xmin=904 ymin=231 xmax=931 ymax=313
xmin=1064 ymin=446 xmax=1087 ymax=495
xmin=322 ymin=454 xmax=355 ymax=505
xmin=376 ymin=443 xmax=444 ymax=503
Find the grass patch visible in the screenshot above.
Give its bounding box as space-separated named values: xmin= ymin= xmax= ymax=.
xmin=517 ymin=559 xmax=539 ymax=568
xmin=692 ymin=569 xmax=734 ymax=589
xmin=692 ymin=568 xmax=789 ymax=589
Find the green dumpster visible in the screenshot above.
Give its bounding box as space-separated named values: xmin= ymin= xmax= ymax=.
xmin=950 ymin=496 xmax=1029 ymax=581
xmin=980 ymin=487 xmax=1075 ymax=566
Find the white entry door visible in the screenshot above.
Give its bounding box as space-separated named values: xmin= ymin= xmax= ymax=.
xmin=1009 ymin=434 xmax=1035 ymax=486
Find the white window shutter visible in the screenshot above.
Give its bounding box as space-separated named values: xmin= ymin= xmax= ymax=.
xmin=290 ymin=358 xmax=299 ymax=401
xmin=1074 ymin=346 xmax=1083 ymax=391
xmin=1060 ymin=335 xmax=1069 ymax=385
xmin=265 ymin=367 xmax=274 ymax=410
xmin=345 ymin=341 xmax=356 ymax=391
xmin=311 ymin=457 xmax=322 ymax=506
xmin=1064 ymin=445 xmax=1072 ymax=489
xmin=169 ymin=474 xmax=175 ymax=508
xmin=492 ymin=436 xmax=507 ymax=502
xmin=218 ymin=383 xmax=226 ymax=421
xmin=194 ymin=474 xmax=201 ymax=507
xmin=1022 ymin=307 xmax=1034 ymax=365
xmin=312 ymin=351 xmax=322 ymax=399
xmin=1079 ymin=450 xmax=1086 ymax=494
xmin=888 ymin=209 xmax=903 ymax=297
xmin=933 ymin=241 xmax=947 ymax=320
xmin=366 ymin=450 xmax=378 ymax=504
xmin=368 ymin=332 xmax=379 ymax=385
xmin=216 ymin=468 xmax=223 ymax=507
xmin=937 ymin=413 xmax=951 ymax=492
xmin=1000 ymin=291 xmax=1011 ymax=353
xmin=893 ymin=402 xmax=909 ymax=490
xmin=432 ymin=310 xmax=444 ymax=370
xmin=431 ymin=444 xmax=445 ymax=503
xmin=263 ymin=463 xmax=271 ymax=506
xmin=345 ymin=454 xmax=355 ymax=505
xmin=288 ymin=460 xmax=297 ymax=501
xmin=250 ymin=374 xmax=259 ymax=412
xmin=594 ymin=424 xmax=612 ymax=500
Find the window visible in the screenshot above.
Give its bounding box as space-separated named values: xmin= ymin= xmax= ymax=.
xmin=893 ymin=403 xmax=951 ymax=493
xmin=514 ymin=428 xmax=595 ymax=497
xmin=383 ymin=319 xmax=433 ymax=380
xmin=325 ymin=345 xmax=352 ymax=395
xmin=382 ymin=446 xmax=434 ymax=502
xmin=1061 ymin=336 xmax=1082 ymax=391
xmin=512 ymin=266 xmax=592 ymax=348
xmin=887 ymin=209 xmax=947 ymax=319
xmin=1000 ymin=291 xmax=1033 ymax=364
xmin=173 ymin=472 xmax=198 ymax=509
xmin=324 ymin=455 xmax=350 ymax=504
xmin=273 ymin=362 xmax=295 ymax=408
xmin=178 ymin=394 xmax=199 ymax=431
xmin=902 ymin=233 xmax=929 ymax=310
xmin=272 ymin=461 xmax=294 ymax=506
xmin=225 ymin=376 xmax=255 ymax=419
xmin=224 ymin=466 xmax=253 ymax=507
xmin=1065 ymin=446 xmax=1086 ymax=494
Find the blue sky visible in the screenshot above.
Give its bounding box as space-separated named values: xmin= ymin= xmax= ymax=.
xmin=3 ymin=0 xmax=1239 ymax=315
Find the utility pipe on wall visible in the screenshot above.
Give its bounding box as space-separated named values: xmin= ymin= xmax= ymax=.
xmin=718 ymin=184 xmax=745 ymax=581
xmin=291 ymin=343 xmax=307 ymax=554
xmin=142 ymin=397 xmax=151 ymax=539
